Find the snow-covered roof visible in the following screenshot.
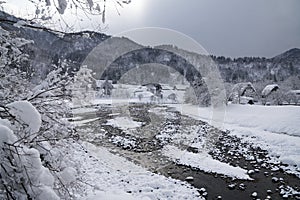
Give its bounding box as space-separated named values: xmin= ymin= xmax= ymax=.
xmin=228 ymin=82 xmax=256 ymax=103
xmin=262 ymin=84 xmax=279 ymax=97
xmin=232 ymin=82 xmax=256 ymax=95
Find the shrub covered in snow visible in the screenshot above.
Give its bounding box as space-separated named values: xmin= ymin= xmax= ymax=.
xmin=71 ymin=65 xmax=95 ymax=106
xmin=0 ymin=102 xmax=60 ymax=199
xmin=0 ymin=25 xmax=79 ymax=199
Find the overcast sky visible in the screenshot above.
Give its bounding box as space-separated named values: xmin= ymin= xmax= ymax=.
xmin=104 ymin=0 xmax=300 ymax=58
xmin=4 ymin=0 xmax=300 ymax=58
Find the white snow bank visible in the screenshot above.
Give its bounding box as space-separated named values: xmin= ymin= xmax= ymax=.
xmin=7 ymin=101 xmax=41 ymax=133
xmin=224 ymin=104 xmax=300 ymax=136
xmin=79 ymin=142 xmax=202 ymax=200
xmin=162 ymin=145 xmax=252 ymax=180
xmin=172 ymin=104 xmax=300 ymax=137
xmin=85 ymin=190 xmax=140 ymax=200
xmin=229 ymin=127 xmax=300 ymax=175
xmin=106 ymin=117 xmax=143 ymax=130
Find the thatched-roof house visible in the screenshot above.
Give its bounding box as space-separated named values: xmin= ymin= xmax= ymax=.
xmin=228 ymin=82 xmax=257 ymax=104
xmin=261 ymin=84 xmax=281 ymax=105
xmin=261 ymin=84 xmax=279 ymax=98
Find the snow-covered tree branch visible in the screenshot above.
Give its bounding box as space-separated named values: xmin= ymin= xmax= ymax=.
xmin=0 ymin=24 xmax=80 ymax=199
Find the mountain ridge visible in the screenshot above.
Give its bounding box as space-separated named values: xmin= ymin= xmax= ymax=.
xmin=0 ymin=11 xmax=299 ymax=88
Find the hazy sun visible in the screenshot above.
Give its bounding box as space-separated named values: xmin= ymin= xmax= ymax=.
xmin=128 ymin=0 xmax=145 ymax=14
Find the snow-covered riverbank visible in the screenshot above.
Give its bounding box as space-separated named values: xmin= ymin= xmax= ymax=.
xmin=74 ymin=142 xmax=202 ymax=199
xmin=169 ymin=104 xmax=300 ymax=176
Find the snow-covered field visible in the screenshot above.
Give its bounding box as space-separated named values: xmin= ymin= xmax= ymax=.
xmin=173 ymin=104 xmax=300 ymax=136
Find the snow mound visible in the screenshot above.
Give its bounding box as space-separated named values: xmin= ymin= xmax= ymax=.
xmin=21 ymin=147 xmax=59 ymax=199
xmin=163 ymin=145 xmax=252 ymax=180
xmin=0 ymin=118 xmax=11 ymax=129
xmin=7 ymin=101 xmax=41 ymax=133
xmin=106 ymin=117 xmax=143 ymax=130
xmin=0 ymin=124 xmax=17 ymax=147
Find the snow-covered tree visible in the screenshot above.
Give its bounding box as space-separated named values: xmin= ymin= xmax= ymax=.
xmin=184 ymin=86 xmax=197 ymax=105
xmin=283 ymin=91 xmax=298 ymax=105
xmin=0 ymin=27 xmax=33 ymax=104
xmin=71 ymin=65 xmax=95 ymax=105
xmin=0 ymin=24 xmax=80 ymax=199
xmin=0 ymin=101 xmax=60 ymax=200
xmin=192 ymin=78 xmax=211 ymax=106
xmin=1 ymin=0 xmax=132 ymax=31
